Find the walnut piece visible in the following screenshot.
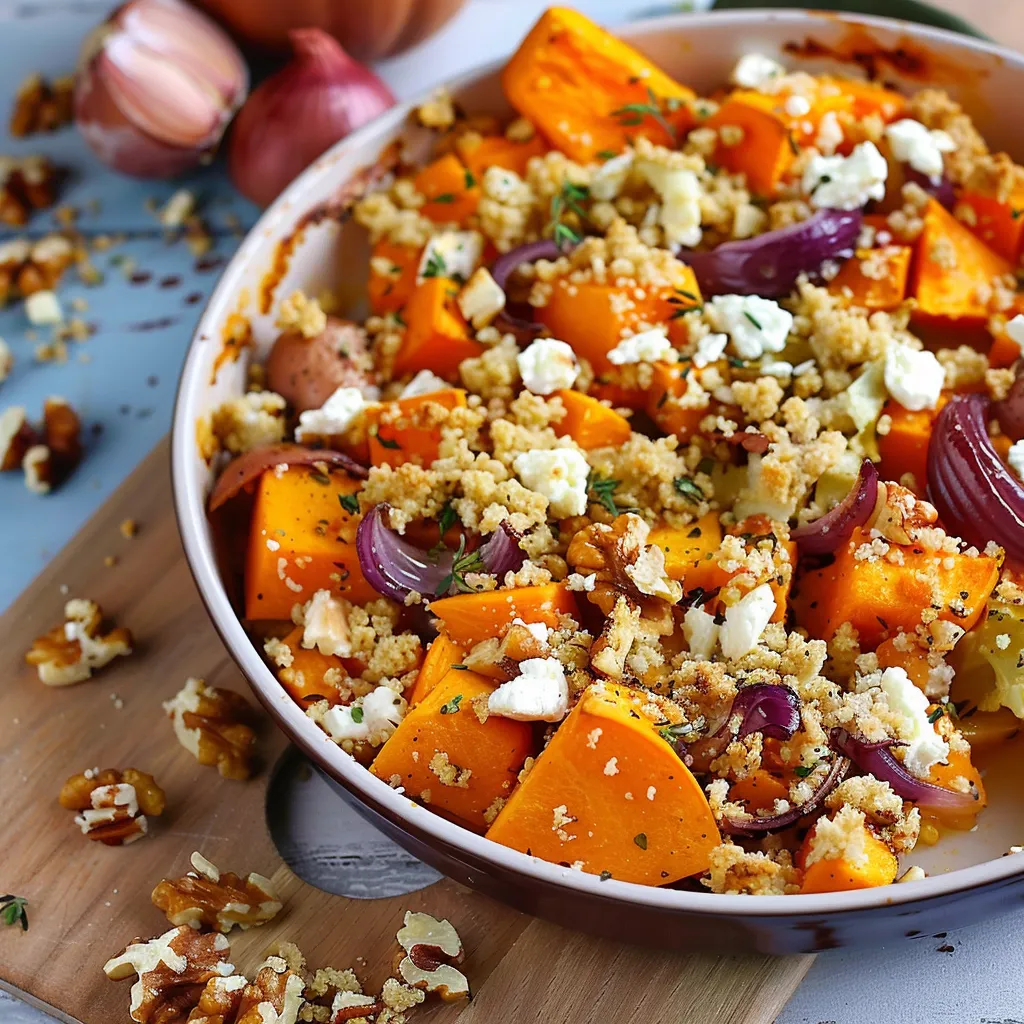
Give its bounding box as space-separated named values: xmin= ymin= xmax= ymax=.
xmin=232 ymin=957 xmax=305 ymax=1024
xmin=25 ymin=598 xmax=132 ymax=685
xmin=868 ymin=481 xmax=939 ymax=545
xmin=0 ymin=155 xmax=60 ymax=226
xmin=60 ymin=766 xmax=165 ymax=845
xmin=152 ymin=851 xmax=282 ymax=933
xmin=1 ymin=395 xmax=82 ymax=493
xmin=0 ymin=405 xmax=35 ymax=470
xmin=9 ymin=73 xmax=74 ymax=137
xmin=104 ymin=926 xmax=235 ymax=1024
xmin=163 ymin=678 xmax=257 ymax=780
xmin=0 ymin=233 xmax=77 ymax=305
xmin=394 ymin=912 xmax=469 ymax=1002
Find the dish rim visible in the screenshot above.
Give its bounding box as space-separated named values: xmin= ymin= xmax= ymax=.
xmin=171 ymin=5 xmax=1024 ymax=917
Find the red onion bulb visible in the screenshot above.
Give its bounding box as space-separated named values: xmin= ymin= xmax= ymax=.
xmin=228 ymin=28 xmax=396 ymax=207
xmin=75 ymin=0 xmax=248 ymax=177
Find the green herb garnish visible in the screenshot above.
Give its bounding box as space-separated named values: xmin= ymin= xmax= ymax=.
xmin=338 ymin=492 xmax=360 ymax=515
xmin=464 ymin=169 xmax=476 ymax=189
xmin=549 ymin=179 xmax=590 ymax=249
xmin=1 ymin=895 xmax=28 ymax=931
xmin=431 ymin=192 xmax=456 ymax=204
xmin=350 ymin=706 xmax=364 ymax=724
xmin=435 ymin=534 xmax=486 ymax=597
xmin=673 ymin=476 xmax=704 ymax=504
xmin=743 ymin=310 xmax=763 ymax=331
xmin=633 ymin=832 xmax=648 ymax=850
xmin=437 ymin=499 xmax=458 ymax=536
xmin=421 ymin=249 xmax=448 ymax=279
xmin=610 ymin=87 xmax=677 ymax=142
xmin=440 ymin=694 xmax=464 ymax=715
xmin=658 ymin=717 xmax=706 ymax=743
xmin=587 ymin=470 xmax=622 ymax=516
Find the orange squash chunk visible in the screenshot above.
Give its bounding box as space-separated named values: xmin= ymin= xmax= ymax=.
xmin=537 ymin=274 xmax=700 ymax=375
xmin=798 ymin=820 xmax=898 ymax=893
xmin=828 ymin=245 xmax=912 ymax=311
xmin=244 ymin=467 xmax=376 ymax=619
xmin=365 ymin=388 xmax=467 ymax=468
xmin=955 ymin=186 xmax=1024 ymax=262
xmin=875 ymin=636 xmax=932 ymax=691
xmin=644 ymin=361 xmax=737 ymax=443
xmin=501 ymin=7 xmax=695 ymax=164
xmin=455 ymin=133 xmax=548 ymax=181
xmin=370 ymin=668 xmax=534 ymax=832
xmin=407 ymin=633 xmax=466 ymax=706
xmin=910 ymin=198 xmax=1012 ymax=328
xmin=877 ymin=399 xmax=936 ymax=492
xmin=728 ymin=770 xmax=790 ymax=814
xmin=923 ymin=745 xmax=987 ymax=831
xmin=414 ymin=154 xmax=480 ymax=224
xmin=393 ymin=277 xmax=484 ymax=381
xmin=486 ymin=682 xmax=719 ymax=884
xmin=706 ymin=92 xmax=795 ymax=196
xmin=368 ymin=240 xmax=421 ymax=315
xmin=428 ymin=583 xmax=579 ymax=647
xmin=792 ymin=527 xmax=1000 ymax=648
xmin=273 ymin=625 xmax=353 ymax=707
xmin=649 ymin=512 xmax=722 ymax=584
xmin=552 ymin=389 xmax=632 ymax=449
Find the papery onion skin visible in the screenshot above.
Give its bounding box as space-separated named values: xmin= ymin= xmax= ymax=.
xmin=927 ymin=393 xmax=1024 ymax=564
xmin=829 ymin=728 xmax=981 ymax=811
xmin=356 ymin=503 xmax=526 ymax=603
xmin=720 ymin=755 xmax=850 ymax=836
xmin=791 ymin=459 xmax=879 ymax=555
xmin=490 ymin=239 xmax=566 ymax=336
xmin=993 ymin=366 xmax=1024 ymax=442
xmin=730 ymin=683 xmax=802 ymax=741
xmin=207 ymin=443 xmax=367 ymax=512
xmin=75 ymin=0 xmax=247 ymax=177
xmin=680 ymin=208 xmax=862 ymax=298
xmin=228 ymin=28 xmax=395 ymax=207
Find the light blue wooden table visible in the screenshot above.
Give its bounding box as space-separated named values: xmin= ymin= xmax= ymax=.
xmin=2 ymin=2 xmax=1022 ymax=1021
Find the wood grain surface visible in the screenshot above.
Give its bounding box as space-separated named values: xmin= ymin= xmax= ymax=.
xmin=0 ymin=440 xmax=811 ymax=1024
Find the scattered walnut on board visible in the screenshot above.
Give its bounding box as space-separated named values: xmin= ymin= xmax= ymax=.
xmin=151 ymin=851 xmax=282 ymax=933
xmin=59 ymin=767 xmax=165 ymax=846
xmin=0 ymin=155 xmax=60 ymax=226
xmin=25 ymin=598 xmax=132 ymax=685
xmin=394 ymin=911 xmax=471 ymax=1002
xmin=0 ymin=396 xmax=83 ymax=494
xmin=163 ymin=677 xmax=257 ymax=780
xmin=9 ymin=72 xmax=74 ymax=137
xmin=0 ymin=232 xmax=77 ymax=305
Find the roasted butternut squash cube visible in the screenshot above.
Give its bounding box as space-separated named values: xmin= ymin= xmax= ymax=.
xmin=365 ymin=388 xmax=467 ymax=468
xmin=649 ymin=512 xmax=723 ymax=584
xmin=705 ymin=91 xmax=795 ymax=196
xmin=370 ymin=668 xmax=534 ymax=831
xmin=414 ymin=154 xmax=481 ymax=224
xmin=828 ymin=245 xmax=912 ymax=311
xmin=455 ymin=133 xmax=548 ymax=181
xmin=924 ymin=745 xmax=987 ymax=830
xmin=798 ymin=819 xmax=898 ymax=894
xmin=273 ymin=625 xmax=352 ymax=707
xmin=956 ymin=185 xmax=1024 ymax=263
xmin=393 ymin=277 xmax=484 ymax=381
xmin=368 ymin=240 xmax=421 ymax=315
xmin=877 ymin=399 xmax=938 ymax=493
xmin=486 ymin=682 xmax=719 ymax=884
xmin=501 ymin=7 xmax=695 ymax=164
xmin=407 ymin=633 xmax=466 ymax=706
xmin=428 ymin=583 xmax=579 ymax=647
xmin=244 ymin=467 xmax=376 ymax=619
xmin=552 ymin=389 xmax=632 ymax=449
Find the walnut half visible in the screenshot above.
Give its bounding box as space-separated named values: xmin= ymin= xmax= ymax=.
xmin=163 ymin=678 xmax=257 ymax=780
xmin=25 ymin=598 xmax=132 ymax=685
xmin=394 ymin=912 xmax=470 ymax=1002
xmin=60 ymin=767 xmax=165 ymax=846
xmin=152 ymin=851 xmax=282 ymax=934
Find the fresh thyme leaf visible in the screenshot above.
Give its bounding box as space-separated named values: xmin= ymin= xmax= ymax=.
xmin=596 ymin=150 xmax=618 ymax=160
xmin=439 ymin=694 xmax=463 ymax=715
xmin=376 ymin=434 xmax=401 ymax=450
xmin=421 ymin=249 xmax=448 ymax=279
xmin=309 ymin=470 xmax=330 ymax=486
xmin=437 ymin=499 xmax=458 ymax=535
xmin=338 ymin=492 xmax=360 ymax=515
xmin=350 ymin=706 xmax=364 ymax=724
xmin=743 ymin=310 xmax=763 ymax=331
xmin=431 ymin=192 xmax=456 ymax=204
xmin=610 ymin=87 xmax=677 ymax=142
xmin=0 ymin=895 xmax=28 ymax=931
xmin=553 ymin=221 xmax=581 ymax=248
xmin=927 ymin=706 xmax=944 ymax=724
xmin=434 ymin=534 xmax=486 ymax=596
xmin=588 ymin=470 xmax=621 ymax=516
xmin=633 ymin=832 xmax=648 ymax=850
xmin=464 ymin=169 xmax=476 ymax=189
xmin=673 ymin=476 xmax=704 ymax=504
xmin=549 ymin=178 xmax=590 ymax=247
xmin=793 ymin=763 xmax=822 ymax=778
xmin=658 ymin=717 xmax=706 ymax=743
xmin=787 ymin=132 xmax=800 ymax=156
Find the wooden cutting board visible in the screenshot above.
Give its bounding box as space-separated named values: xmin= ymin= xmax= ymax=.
xmin=0 ymin=440 xmax=812 ymax=1023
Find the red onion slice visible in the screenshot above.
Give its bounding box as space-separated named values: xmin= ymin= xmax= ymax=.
xmin=791 ymin=459 xmax=879 ymax=555
xmin=731 ymin=683 xmax=802 ymax=740
xmin=720 ymin=755 xmax=850 ymax=836
xmin=681 ymin=208 xmax=862 ymax=298
xmin=829 ymin=728 xmax=981 ymax=811
xmin=207 ymin=443 xmax=367 ymax=512
xmin=927 ymin=394 xmax=1024 ymax=564
xmin=993 ymin=367 xmax=1024 ymax=442
xmin=490 ymin=239 xmax=565 ymax=336
xmin=355 ymin=503 xmax=526 ymax=603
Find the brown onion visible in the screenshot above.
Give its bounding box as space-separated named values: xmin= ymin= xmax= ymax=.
xmin=228 ymin=29 xmax=395 ymax=207
xmin=75 ymin=0 xmax=247 ymax=177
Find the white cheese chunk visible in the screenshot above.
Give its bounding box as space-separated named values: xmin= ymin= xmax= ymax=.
xmin=815 ymin=111 xmax=845 ymax=156
xmin=884 ymin=119 xmax=956 ymax=184
xmin=683 ymin=604 xmax=719 ymax=660
xmin=719 ymin=584 xmax=777 ymax=660
xmin=802 ymin=141 xmax=888 ymax=210
xmin=565 ymin=572 xmax=597 ymax=592
xmin=1005 ymin=313 xmax=1024 ymax=355
xmin=517 ymin=337 xmax=578 ymax=394
xmin=401 ymin=369 xmax=449 ymax=399
xmin=590 ymin=151 xmax=634 ymax=201
xmin=730 ymin=53 xmax=787 ymax=91
xmin=457 ymin=266 xmax=506 ymax=328
xmin=707 ymin=294 xmax=793 ymax=359
xmin=295 ymin=386 xmax=365 ymax=441
xmin=321 ymin=685 xmax=407 ymax=746
xmin=607 ymin=327 xmax=675 ymax=365
xmin=635 ymin=161 xmax=702 ymax=248
xmin=871 ymin=666 xmax=950 ymax=777
xmin=511 ymin=617 xmax=549 ymax=644
xmin=417 ymin=230 xmax=483 ymax=283
xmin=487 ymin=657 xmax=569 ymax=722
xmin=883 ymin=343 xmax=944 ymax=411
xmin=1008 ymin=439 xmax=1024 ymax=481
xmin=513 ymin=446 xmax=590 ymax=518
xmin=25 ymin=289 xmax=63 ymax=325
xmin=693 ymin=332 xmax=727 ymax=368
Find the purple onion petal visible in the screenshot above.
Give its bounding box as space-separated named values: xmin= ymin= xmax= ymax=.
xmin=927 ymin=394 xmax=1024 ymax=565
xmin=731 ymin=683 xmax=802 ymax=740
xmin=355 ymin=504 xmax=526 ymax=603
xmin=791 ymin=459 xmax=879 ymax=555
xmin=829 ymin=727 xmax=981 ymax=811
xmin=491 ymin=239 xmax=567 ymax=336
xmin=680 ymin=208 xmax=862 ymax=298
xmin=720 ymin=755 xmax=850 ymax=836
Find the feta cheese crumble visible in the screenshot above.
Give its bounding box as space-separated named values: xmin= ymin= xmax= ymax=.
xmin=802 ymin=142 xmax=888 ymax=211
xmin=401 ymin=369 xmax=449 ymax=399
xmin=719 ymin=584 xmax=777 ymax=660
xmin=883 ymin=343 xmax=944 ymax=411
xmin=517 ymin=337 xmax=578 ymax=394
xmin=683 ymin=604 xmax=719 ymax=660
xmin=884 ymin=119 xmax=956 ymax=184
xmin=295 ymin=386 xmax=366 ymax=441
xmin=457 ymin=266 xmax=506 ymax=328
xmin=865 ymin=666 xmax=950 ymax=777
xmin=416 ymin=230 xmax=483 ymax=283
xmin=25 ymin=289 xmax=63 ymax=325
xmin=1005 ymin=313 xmax=1024 ymax=355
xmin=590 ymin=151 xmax=634 ymax=201
xmin=635 ymin=162 xmax=702 ymax=248
xmin=321 ymin=685 xmax=407 ymax=745
xmin=487 ymin=657 xmax=569 ymax=721
xmin=707 ymin=295 xmax=793 ymax=359
xmin=1008 ymin=439 xmax=1024 ymax=481
xmin=566 ymin=572 xmax=597 ymax=592
xmin=693 ymin=332 xmax=727 ymax=368
xmin=513 ymin=447 xmax=590 ymax=518
xmin=607 ymin=327 xmax=675 ymax=365
xmin=730 ymin=53 xmax=786 ymax=91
